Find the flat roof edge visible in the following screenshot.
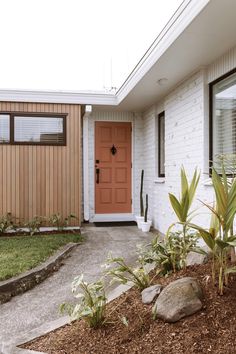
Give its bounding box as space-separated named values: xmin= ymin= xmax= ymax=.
xmin=0 ymin=89 xmax=118 ymax=106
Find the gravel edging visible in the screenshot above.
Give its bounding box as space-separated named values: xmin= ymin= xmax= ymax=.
xmin=0 ymin=242 xmax=79 ymax=305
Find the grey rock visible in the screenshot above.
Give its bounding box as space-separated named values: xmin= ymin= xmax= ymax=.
xmin=153 ymin=277 xmax=203 ymax=322
xmin=186 ymin=251 xmax=208 ymax=266
xmin=141 ymin=284 xmax=162 ymax=304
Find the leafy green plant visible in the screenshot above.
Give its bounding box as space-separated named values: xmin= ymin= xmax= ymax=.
xmin=138 ymin=231 xmax=201 ymax=276
xmin=0 ymin=213 xmax=17 ymax=234
xmin=104 ymin=253 xmax=151 ymax=291
xmin=168 ymin=167 xmax=200 ymax=267
xmin=189 ymin=167 xmax=236 ymax=295
xmin=24 ymin=216 xmax=43 ymax=236
xmin=137 ymin=236 xmax=174 ymax=276
xmin=49 ymin=213 xmax=77 ymax=231
xmin=60 ymin=274 xmax=106 ymax=328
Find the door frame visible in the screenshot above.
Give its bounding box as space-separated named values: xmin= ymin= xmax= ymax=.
xmin=83 ymin=114 xmax=135 ymax=222
xmin=94 ymin=121 xmax=133 ymax=219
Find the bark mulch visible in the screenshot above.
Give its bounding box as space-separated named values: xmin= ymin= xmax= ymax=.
xmin=23 ymin=262 xmax=236 ymax=354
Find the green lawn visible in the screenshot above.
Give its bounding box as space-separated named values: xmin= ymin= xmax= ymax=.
xmin=0 ymin=233 xmax=82 ymax=281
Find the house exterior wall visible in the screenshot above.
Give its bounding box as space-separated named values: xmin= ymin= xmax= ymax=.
xmin=87 ymin=110 xmax=143 ymax=221
xmin=142 ymin=45 xmax=236 ymax=234
xmin=0 ymin=101 xmax=81 ymax=225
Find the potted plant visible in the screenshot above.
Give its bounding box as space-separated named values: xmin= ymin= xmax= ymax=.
xmin=140 ymin=194 xmax=152 ymax=232
xmin=136 ymin=170 xmax=144 ymax=228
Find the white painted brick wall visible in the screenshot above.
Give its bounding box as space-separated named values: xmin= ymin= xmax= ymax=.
xmin=142 ymin=70 xmax=215 ymax=234
xmin=142 ymin=44 xmax=236 ymax=234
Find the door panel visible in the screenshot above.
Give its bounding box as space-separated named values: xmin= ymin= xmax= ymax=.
xmin=95 ymin=122 xmax=132 ymax=214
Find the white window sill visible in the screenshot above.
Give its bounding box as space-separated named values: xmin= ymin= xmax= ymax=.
xmin=154 ymin=178 xmax=165 ymax=184
xmin=203 ymin=179 xmax=212 ymax=187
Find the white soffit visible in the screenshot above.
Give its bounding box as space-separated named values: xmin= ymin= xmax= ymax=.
xmin=117 ymin=0 xmax=236 ymax=111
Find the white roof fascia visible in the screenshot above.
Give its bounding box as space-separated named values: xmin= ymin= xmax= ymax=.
xmin=0 ymin=89 xmax=117 ymax=105
xmin=116 ymin=0 xmax=210 ymax=104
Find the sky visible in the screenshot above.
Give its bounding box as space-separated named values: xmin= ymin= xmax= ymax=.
xmin=0 ymin=0 xmax=183 ymax=92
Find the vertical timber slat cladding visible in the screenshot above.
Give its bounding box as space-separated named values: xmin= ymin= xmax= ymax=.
xmin=0 ymin=102 xmax=81 ymax=226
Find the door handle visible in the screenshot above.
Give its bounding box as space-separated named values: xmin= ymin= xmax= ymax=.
xmin=96 ymin=168 xmax=100 ymax=184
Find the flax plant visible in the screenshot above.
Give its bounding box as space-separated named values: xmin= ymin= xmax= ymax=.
xmin=189 ymin=167 xmax=236 ymax=295
xmin=168 ymin=167 xmax=200 ymax=267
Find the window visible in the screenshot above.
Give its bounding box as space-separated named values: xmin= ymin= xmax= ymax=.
xmin=0 ymin=114 xmax=10 ymax=143
xmin=0 ymin=113 xmax=66 ymax=145
xmin=210 ymin=69 xmax=236 ymax=173
xmin=158 ymin=111 xmax=165 ymax=177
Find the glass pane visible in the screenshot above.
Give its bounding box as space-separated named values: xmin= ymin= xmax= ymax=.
xmin=213 ymin=72 xmax=236 ymax=172
xmin=0 ymin=114 xmax=10 ymax=143
xmin=159 ymin=113 xmax=165 ymax=176
xmin=14 ymin=116 xmax=64 ymax=144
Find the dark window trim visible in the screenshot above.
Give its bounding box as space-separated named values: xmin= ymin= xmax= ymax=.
xmin=209 ymin=67 xmax=236 ymax=175
xmin=0 ymin=112 xmax=67 ymax=146
xmin=158 ymin=111 xmax=165 ymax=177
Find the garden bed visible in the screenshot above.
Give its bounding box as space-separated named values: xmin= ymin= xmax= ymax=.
xmin=0 ymin=228 xmax=80 ymax=238
xmin=23 ymin=262 xmax=236 ymax=354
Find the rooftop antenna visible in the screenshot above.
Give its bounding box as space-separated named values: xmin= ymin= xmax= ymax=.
xmin=109 ymin=57 xmax=117 ymax=93
xmin=102 ymin=57 xmax=117 ymax=93
xmin=110 ymin=57 xmax=113 ymax=89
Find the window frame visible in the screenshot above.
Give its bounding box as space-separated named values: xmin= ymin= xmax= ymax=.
xmin=158 ymin=111 xmax=165 ymax=178
xmin=209 ymin=67 xmax=236 ymax=175
xmin=0 ymin=112 xmax=67 ymax=146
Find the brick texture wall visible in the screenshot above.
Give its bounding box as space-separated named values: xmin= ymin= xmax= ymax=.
xmin=142 ymin=43 xmax=236 ymax=234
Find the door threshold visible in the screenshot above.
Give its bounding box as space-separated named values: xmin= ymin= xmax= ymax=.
xmin=92 ymin=213 xmax=135 ymax=222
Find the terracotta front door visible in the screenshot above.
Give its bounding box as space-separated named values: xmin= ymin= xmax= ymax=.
xmin=95 ymin=122 xmax=132 ymax=214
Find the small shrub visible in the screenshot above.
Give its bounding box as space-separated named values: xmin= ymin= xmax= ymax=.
xmin=138 ymin=231 xmax=201 ymax=276
xmin=104 ymin=254 xmax=151 ymax=291
xmin=0 ymin=213 xmax=17 ymax=234
xmin=60 ymin=274 xmax=106 ymax=328
xmin=25 ymin=216 xmax=43 ymax=236
xmin=49 ymin=213 xmax=77 ymax=231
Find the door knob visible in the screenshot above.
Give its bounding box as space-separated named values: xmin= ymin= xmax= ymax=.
xmin=111 ymin=144 xmax=117 ymax=155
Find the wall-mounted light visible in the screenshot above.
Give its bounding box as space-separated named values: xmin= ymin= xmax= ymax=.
xmin=157 ymin=78 xmax=168 ymax=86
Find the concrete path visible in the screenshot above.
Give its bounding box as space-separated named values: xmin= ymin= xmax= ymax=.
xmin=0 ymin=225 xmax=154 ymax=347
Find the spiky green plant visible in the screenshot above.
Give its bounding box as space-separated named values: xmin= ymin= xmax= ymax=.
xmin=144 ymin=194 xmax=148 ymax=222
xmin=140 ymin=170 xmax=144 ymax=217
xmin=168 ymin=167 xmax=200 ymax=267
xmin=189 ymin=167 xmax=236 ymax=295
xmin=168 ymin=167 xmax=200 ymax=224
